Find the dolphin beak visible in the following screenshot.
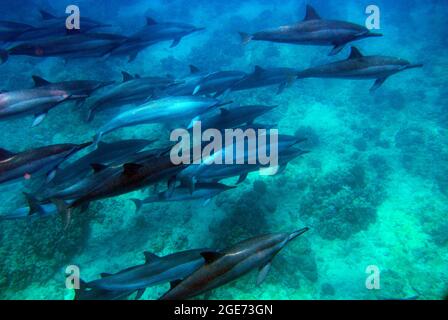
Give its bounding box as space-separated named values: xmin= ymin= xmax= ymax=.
xmin=79 ymin=141 xmax=93 ymax=150
xmin=406 ymin=63 xmax=424 ymax=70
xmin=288 ymin=227 xmax=310 ymax=241
xmin=369 ymin=32 xmax=383 ymax=37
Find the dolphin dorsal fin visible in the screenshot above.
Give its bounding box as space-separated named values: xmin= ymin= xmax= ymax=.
xmin=200 ymin=251 xmax=223 ymax=264
xmin=32 ymin=75 xmax=51 ymax=87
xmin=39 ymin=9 xmax=56 ymax=20
xmin=348 ymin=47 xmax=363 ymax=59
xmin=253 ymin=65 xmax=265 ymax=77
xmin=123 ymin=163 xmax=143 ymax=177
xmin=90 ymin=163 xmax=108 ymax=173
xmin=143 ymin=251 xmax=160 ymax=264
xmin=146 ymin=17 xmax=157 ymax=25
xmin=189 ymin=65 xmax=200 ymax=74
xmin=0 ymin=148 xmax=15 ymax=160
xmin=304 ymin=5 xmax=321 ymax=21
xmin=122 ymin=71 xmax=134 ymax=82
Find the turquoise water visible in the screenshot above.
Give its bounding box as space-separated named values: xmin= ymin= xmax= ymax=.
xmin=0 ymin=0 xmax=447 ymax=300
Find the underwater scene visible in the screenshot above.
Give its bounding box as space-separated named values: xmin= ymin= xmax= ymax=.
xmin=0 ymin=0 xmax=447 ymax=300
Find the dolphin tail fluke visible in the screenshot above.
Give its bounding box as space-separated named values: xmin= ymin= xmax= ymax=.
xmin=238 ymin=32 xmax=252 ymax=45
xmin=0 ymin=50 xmax=8 ymax=64
xmin=130 ymin=198 xmax=143 ymax=214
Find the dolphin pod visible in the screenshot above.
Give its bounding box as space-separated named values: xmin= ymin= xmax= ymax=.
xmin=0 ymin=2 xmax=425 ymax=300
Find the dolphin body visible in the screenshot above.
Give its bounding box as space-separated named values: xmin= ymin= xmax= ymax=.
xmin=93 ymin=96 xmax=221 ymax=144
xmin=50 ymin=139 xmax=153 ymax=186
xmin=0 ymin=20 xmax=35 ymax=42
xmin=0 ymin=142 xmax=91 ymax=185
xmin=199 ymin=104 xmax=278 ymax=131
xmin=86 ymin=249 xmax=214 ymax=295
xmin=0 ymin=87 xmax=71 ymax=126
xmin=191 ymin=70 xmax=247 ymax=97
xmin=31 ymin=75 xmax=113 ymax=104
xmin=163 ymin=65 xmax=210 ymax=96
xmin=0 ymin=33 xmax=128 ymax=64
xmin=231 ymin=66 xmax=299 ymax=94
xmin=160 ymin=228 xmax=310 ymax=300
xmin=107 ymin=17 xmax=204 ymax=61
xmin=177 ymin=134 xmax=307 ymax=190
xmin=130 ymin=182 xmax=236 ymax=213
xmin=74 ymin=280 xmax=136 ymax=301
xmin=239 ymin=5 xmax=382 ymax=56
xmin=85 ymin=72 xmax=179 ymax=121
xmin=296 ymin=47 xmax=424 ymax=92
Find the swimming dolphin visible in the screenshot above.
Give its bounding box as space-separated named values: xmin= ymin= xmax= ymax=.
xmin=0 ymin=142 xmax=91 ymax=185
xmin=31 ymin=75 xmax=114 ymax=104
xmin=0 ymin=87 xmax=71 ymax=126
xmin=296 ymin=46 xmax=424 ymax=92
xmin=86 ymin=249 xmax=214 ymax=295
xmin=163 ymin=65 xmax=209 ymax=96
xmin=239 ymin=5 xmax=382 ymax=56
xmin=85 ymin=71 xmax=179 ymax=121
xmin=106 ymin=17 xmax=205 ymax=61
xmin=130 ymin=182 xmax=236 ymax=213
xmin=199 ymin=104 xmax=278 ymax=130
xmin=74 ymin=279 xmax=136 ymax=301
xmin=50 ymin=139 xmax=154 ymax=186
xmin=232 ymin=66 xmax=299 ymax=94
xmin=0 ymin=20 xmax=35 ymax=42
xmin=0 ymin=33 xmax=128 ymax=64
xmin=192 ymin=70 xmax=247 ymax=97
xmin=160 ymin=228 xmax=310 ymax=300
xmin=93 ymin=96 xmax=222 ymax=145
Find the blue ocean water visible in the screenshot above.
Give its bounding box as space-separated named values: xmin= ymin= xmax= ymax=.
xmin=0 ymin=0 xmax=447 ymax=300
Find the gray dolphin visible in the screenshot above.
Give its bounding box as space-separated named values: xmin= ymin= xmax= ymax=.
xmin=0 ymin=20 xmax=35 ymax=42
xmin=232 ymin=66 xmax=299 ymax=94
xmin=93 ymin=96 xmax=222 ymax=145
xmin=86 ymin=249 xmax=214 ymax=294
xmin=296 ymin=46 xmax=424 ymax=92
xmin=0 ymin=87 xmax=71 ymax=126
xmin=107 ymin=17 xmax=204 ymax=61
xmin=0 ymin=142 xmax=91 ymax=185
xmin=239 ymin=5 xmax=382 ymax=56
xmin=85 ymin=71 xmax=179 ymax=121
xmin=130 ymin=182 xmax=236 ymax=213
xmin=192 ymin=70 xmax=247 ymax=97
xmin=160 ymin=228 xmax=309 ymax=300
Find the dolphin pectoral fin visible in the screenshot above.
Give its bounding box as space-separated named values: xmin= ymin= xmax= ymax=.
xmin=143 ymin=251 xmax=161 ymax=264
xmin=170 ymin=37 xmax=181 ymax=48
xmin=46 ymin=168 xmax=57 ymax=183
xmin=193 ymin=85 xmax=201 ymax=95
xmin=236 ymin=173 xmax=248 ymax=184
xmin=202 ymin=198 xmax=211 ymax=207
xmin=32 ymin=112 xmax=47 ymax=127
xmin=370 ymin=77 xmax=388 ymax=93
xmin=200 ymin=251 xmax=223 ymax=264
xmin=130 ymin=198 xmax=143 ymax=214
xmin=135 ymin=288 xmax=145 ymax=300
xmin=23 ymin=192 xmax=44 ymax=216
xmin=329 ymin=44 xmax=345 ymax=56
xmin=256 ymin=262 xmax=272 ymax=286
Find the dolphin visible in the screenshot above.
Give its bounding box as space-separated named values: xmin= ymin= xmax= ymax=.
xmin=85 ymin=71 xmax=179 ymax=122
xmin=86 ymin=249 xmax=214 ymax=295
xmin=231 ymin=66 xmax=299 ymax=94
xmin=199 ymin=104 xmax=278 ymax=130
xmin=106 ymin=17 xmax=205 ymax=61
xmin=192 ymin=70 xmax=247 ymax=97
xmin=239 ymin=5 xmax=382 ymax=56
xmin=163 ymin=65 xmax=210 ymax=96
xmin=0 ymin=20 xmax=35 ymax=42
xmin=31 ymin=75 xmax=114 ymax=104
xmin=296 ymin=46 xmax=424 ymax=92
xmin=50 ymin=139 xmax=154 ymax=186
xmin=160 ymin=228 xmax=310 ymax=300
xmin=0 ymin=33 xmax=129 ymax=64
xmin=93 ymin=96 xmax=222 ymax=144
xmin=177 ymin=134 xmax=307 ymax=190
xmin=0 ymin=142 xmax=91 ymax=185
xmin=0 ymin=87 xmax=72 ymax=126
xmin=130 ymin=182 xmax=236 ymax=213
xmin=74 ymin=279 xmax=136 ymax=301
